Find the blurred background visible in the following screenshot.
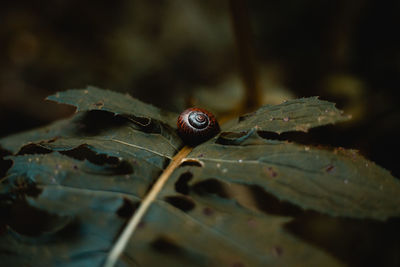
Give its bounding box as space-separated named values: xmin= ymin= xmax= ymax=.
xmin=1 ymin=0 xmax=399 ymax=177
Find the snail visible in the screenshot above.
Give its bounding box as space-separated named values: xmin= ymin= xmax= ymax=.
xmin=177 ymin=108 xmax=220 ymax=146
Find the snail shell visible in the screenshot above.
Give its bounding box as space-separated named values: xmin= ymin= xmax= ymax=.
xmin=177 ymin=108 xmax=220 ymax=146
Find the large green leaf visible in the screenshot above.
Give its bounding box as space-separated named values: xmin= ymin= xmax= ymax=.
xmin=172 ymin=131 xmax=400 ymax=220
xmin=123 ymin=200 xmax=342 ymax=267
xmin=227 ymin=97 xmax=350 ymax=134
xmin=1 ymin=87 xmax=399 ymax=267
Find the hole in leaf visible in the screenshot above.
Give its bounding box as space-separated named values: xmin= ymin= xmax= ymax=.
xmin=151 ymin=236 xmax=183 ymax=254
xmin=107 ymin=160 xmax=133 ymax=175
xmin=216 ymin=131 xmax=254 ymax=145
xmin=60 ymin=145 xmax=133 ymax=175
xmin=76 ymin=110 xmax=130 ymax=136
xmin=114 ymin=199 xmax=141 ymax=242
xmin=257 ymin=131 xmax=294 ymax=141
xmin=116 ymin=198 xmax=139 ymax=219
xmin=1 ymin=199 xmax=71 ymax=237
xmin=17 ymin=144 xmax=52 ymax=155
xmin=0 ymin=148 xmax=12 ymax=178
xmin=179 ymin=159 xmax=203 ymax=167
xmin=247 ymin=185 xmax=303 ymax=216
xmin=257 ymin=126 xmax=352 ymax=149
xmin=61 ymin=144 xmax=117 ymax=164
xmin=175 ymin=172 xmax=193 ymax=194
xmin=192 ymin=179 xmax=229 ymax=198
xmin=11 ymin=178 xmax=43 ymax=198
xmin=164 ymin=195 xmax=195 ymax=212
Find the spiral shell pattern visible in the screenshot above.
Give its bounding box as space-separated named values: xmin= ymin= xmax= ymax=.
xmin=177 ymin=108 xmax=220 ymax=146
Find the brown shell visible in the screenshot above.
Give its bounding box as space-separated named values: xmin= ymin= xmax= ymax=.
xmin=177 ymin=108 xmax=220 ymax=146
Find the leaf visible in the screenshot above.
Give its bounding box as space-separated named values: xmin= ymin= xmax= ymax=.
xmin=1 ymin=87 xmax=399 ymax=267
xmin=123 ymin=200 xmax=342 ymax=267
xmin=3 ymin=153 xmax=150 ymax=197
xmin=227 ymin=97 xmax=350 ymax=134
xmin=47 ymin=86 xmax=178 ymax=128
xmin=0 ymin=185 xmax=137 ymax=267
xmin=0 ymin=88 xmax=184 ymax=265
xmin=174 ymin=131 xmax=400 ymax=220
xmin=0 ymin=117 xmax=74 ymax=154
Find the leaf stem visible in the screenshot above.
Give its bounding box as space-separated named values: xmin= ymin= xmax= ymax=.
xmin=103 ymin=146 xmax=192 ymax=267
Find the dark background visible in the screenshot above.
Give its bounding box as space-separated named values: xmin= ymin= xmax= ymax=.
xmin=1 ymin=0 xmax=399 ymax=177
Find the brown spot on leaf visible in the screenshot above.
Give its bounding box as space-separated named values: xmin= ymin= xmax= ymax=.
xmin=265 ymin=167 xmax=278 ymax=178
xmin=137 ymin=221 xmax=146 ymax=229
xmin=203 ymin=207 xmax=214 ymax=216
xmin=272 ymin=246 xmax=283 ymax=256
xmin=46 ymin=137 xmax=58 ymax=143
xmin=247 ymin=219 xmax=257 ymax=228
xmin=325 ymin=164 xmax=335 ymax=173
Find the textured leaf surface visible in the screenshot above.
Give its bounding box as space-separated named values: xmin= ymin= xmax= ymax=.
xmin=0 ymin=89 xmax=184 ymax=266
xmin=1 ymin=111 xmax=181 ymax=159
xmin=3 ymin=153 xmax=153 ymax=197
xmin=47 ymin=86 xmax=178 ymax=127
xmin=174 ymin=133 xmax=400 ymax=220
xmin=227 ymin=97 xmax=350 ymax=134
xmin=0 ymin=185 xmax=137 ymax=267
xmin=0 ymin=117 xmax=74 ymax=153
xmin=0 ymin=112 xmax=181 ymax=197
xmin=1 ymin=87 xmax=399 ymax=267
xmin=122 ymin=200 xmax=342 ymax=267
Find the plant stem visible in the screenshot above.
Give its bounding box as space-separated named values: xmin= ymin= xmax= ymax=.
xmin=229 ymin=0 xmax=262 ymax=112
xmin=103 ymin=146 xmax=192 ymax=267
